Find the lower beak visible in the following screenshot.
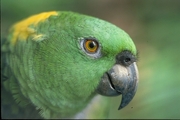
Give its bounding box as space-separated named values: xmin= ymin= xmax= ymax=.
xmin=96 ymin=62 xmax=139 ymax=110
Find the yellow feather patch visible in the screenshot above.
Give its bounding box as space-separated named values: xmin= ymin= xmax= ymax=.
xmin=10 ymin=11 xmax=58 ymax=45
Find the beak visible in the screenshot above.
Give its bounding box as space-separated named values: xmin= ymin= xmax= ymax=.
xmin=96 ymin=62 xmax=139 ymax=110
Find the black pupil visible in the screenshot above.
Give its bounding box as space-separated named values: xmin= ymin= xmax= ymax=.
xmin=89 ymin=41 xmax=96 ymax=48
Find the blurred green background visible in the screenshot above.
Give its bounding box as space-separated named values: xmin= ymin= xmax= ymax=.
xmin=1 ymin=0 xmax=180 ymax=119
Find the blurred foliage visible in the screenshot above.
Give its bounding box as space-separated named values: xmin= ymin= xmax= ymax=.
xmin=1 ymin=0 xmax=180 ymax=119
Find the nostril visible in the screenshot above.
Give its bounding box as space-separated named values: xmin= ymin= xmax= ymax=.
xmin=115 ymin=50 xmax=137 ymax=66
xmin=124 ymin=57 xmax=131 ymax=63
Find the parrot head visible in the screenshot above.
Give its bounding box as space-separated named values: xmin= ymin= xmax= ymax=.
xmin=7 ymin=11 xmax=139 ymax=118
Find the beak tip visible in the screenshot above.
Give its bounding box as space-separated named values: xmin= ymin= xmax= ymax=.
xmin=117 ymin=90 xmax=137 ymax=110
xmin=118 ymin=106 xmax=122 ymax=110
xmin=118 ymin=101 xmax=126 ymax=110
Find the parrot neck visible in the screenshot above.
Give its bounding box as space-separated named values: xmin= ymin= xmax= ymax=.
xmin=73 ymin=95 xmax=110 ymax=119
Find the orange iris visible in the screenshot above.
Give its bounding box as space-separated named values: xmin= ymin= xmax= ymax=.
xmin=84 ymin=40 xmax=98 ymax=53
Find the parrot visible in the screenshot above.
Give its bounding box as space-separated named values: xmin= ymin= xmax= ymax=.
xmin=1 ymin=11 xmax=139 ymax=119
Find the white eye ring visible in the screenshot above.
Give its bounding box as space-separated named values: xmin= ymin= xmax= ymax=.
xmin=80 ymin=37 xmax=102 ymax=59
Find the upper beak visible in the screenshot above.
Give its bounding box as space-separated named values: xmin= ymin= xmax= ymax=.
xmin=96 ymin=62 xmax=139 ymax=110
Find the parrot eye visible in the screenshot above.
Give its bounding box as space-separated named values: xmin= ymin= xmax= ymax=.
xmin=84 ymin=40 xmax=99 ymax=53
xmin=80 ymin=37 xmax=101 ymax=58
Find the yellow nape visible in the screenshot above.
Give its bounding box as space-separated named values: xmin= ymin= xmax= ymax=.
xmin=10 ymin=11 xmax=58 ymax=45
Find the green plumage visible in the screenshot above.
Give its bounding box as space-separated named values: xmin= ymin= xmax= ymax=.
xmin=1 ymin=11 xmax=137 ymax=118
